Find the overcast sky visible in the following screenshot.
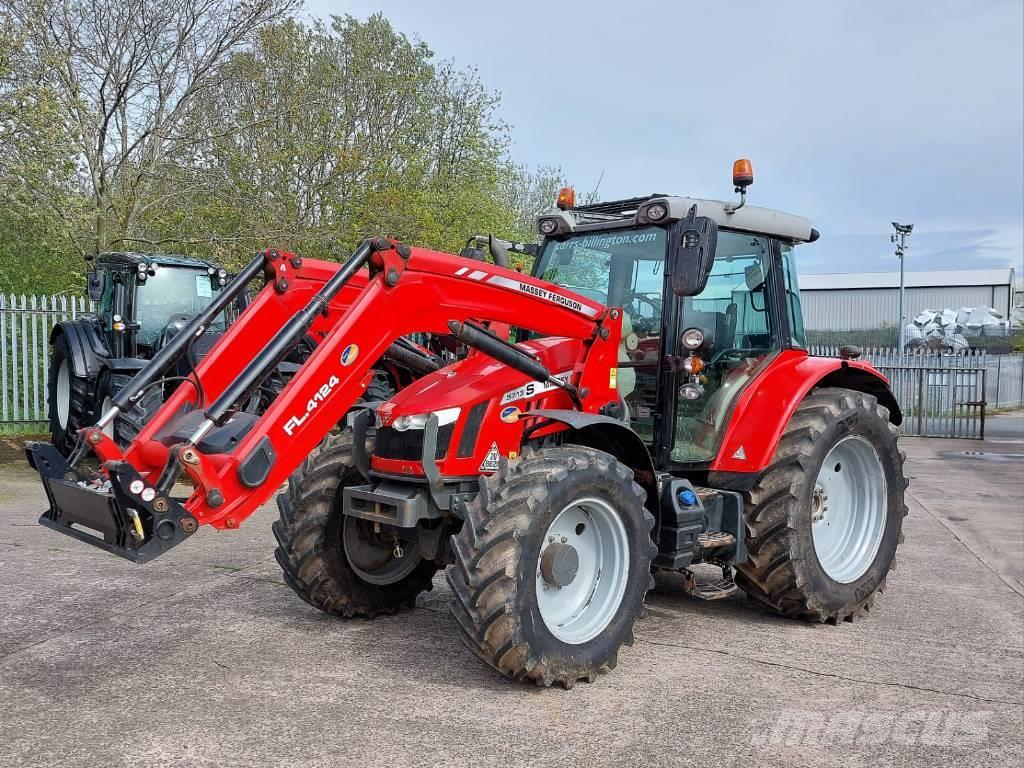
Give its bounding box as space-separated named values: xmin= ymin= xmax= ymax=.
xmin=306 ymin=0 xmax=1023 ymax=275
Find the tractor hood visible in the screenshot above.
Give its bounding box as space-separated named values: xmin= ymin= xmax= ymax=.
xmin=377 ymin=337 xmax=583 ymax=428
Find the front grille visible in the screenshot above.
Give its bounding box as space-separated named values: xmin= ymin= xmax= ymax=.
xmin=375 ymin=424 xmax=455 ymax=461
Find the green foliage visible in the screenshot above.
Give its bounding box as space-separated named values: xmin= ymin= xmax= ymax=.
xmin=0 ymin=5 xmax=561 ymax=290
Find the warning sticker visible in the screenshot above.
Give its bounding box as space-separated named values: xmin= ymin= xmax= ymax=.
xmin=479 ymin=442 xmax=501 ymax=472
xmin=195 ymin=274 xmax=212 ymax=298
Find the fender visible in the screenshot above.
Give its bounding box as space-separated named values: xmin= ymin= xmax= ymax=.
xmin=527 ymin=408 xmax=660 ymax=528
xmin=50 ymin=319 xmax=106 ymax=380
xmin=709 ymin=350 xmax=901 ymax=475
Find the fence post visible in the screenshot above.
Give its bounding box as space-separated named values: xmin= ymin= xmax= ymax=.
xmin=916 ymin=370 xmax=925 ymax=436
xmin=980 ymin=369 xmax=986 ymax=441
xmin=30 ymin=294 xmax=39 ymax=421
xmin=0 ymin=294 xmax=6 ymax=424
xmin=994 ymin=354 xmax=1002 ymax=410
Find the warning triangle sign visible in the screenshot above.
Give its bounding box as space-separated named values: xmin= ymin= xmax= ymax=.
xmin=479 ymin=442 xmax=501 ymax=472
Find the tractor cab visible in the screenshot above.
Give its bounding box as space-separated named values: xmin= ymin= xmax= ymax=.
xmin=531 ymin=161 xmax=819 ymax=467
xmin=87 ymin=252 xmax=231 ymax=357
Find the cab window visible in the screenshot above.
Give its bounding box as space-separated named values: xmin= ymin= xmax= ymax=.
xmin=781 ymin=243 xmax=806 ymax=348
xmin=534 ymin=226 xmax=668 ymax=444
xmin=672 ymin=231 xmax=781 ymax=462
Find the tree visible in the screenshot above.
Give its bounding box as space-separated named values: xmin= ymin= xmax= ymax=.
xmin=7 ymin=0 xmax=296 ymax=254
xmin=146 ymin=15 xmax=524 ymax=267
xmin=0 ymin=14 xmax=84 ymax=293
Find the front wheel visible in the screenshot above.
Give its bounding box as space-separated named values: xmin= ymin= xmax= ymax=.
xmin=735 ymin=387 xmax=908 ymax=623
xmin=447 ymin=445 xmax=656 ymax=688
xmin=47 ymin=333 xmax=93 ymax=456
xmin=273 ymin=430 xmax=438 ymax=617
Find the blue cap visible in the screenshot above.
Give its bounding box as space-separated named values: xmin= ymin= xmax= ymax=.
xmin=678 ymin=489 xmax=698 ymax=507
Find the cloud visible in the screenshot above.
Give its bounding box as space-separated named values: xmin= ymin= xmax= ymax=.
xmin=308 ymin=0 xmax=1023 ymax=271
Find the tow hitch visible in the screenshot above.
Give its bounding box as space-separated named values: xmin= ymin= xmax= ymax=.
xmin=26 ymin=441 xmax=198 ymax=563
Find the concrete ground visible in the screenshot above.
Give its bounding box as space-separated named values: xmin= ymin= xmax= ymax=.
xmin=0 ymin=433 xmax=1021 ymax=768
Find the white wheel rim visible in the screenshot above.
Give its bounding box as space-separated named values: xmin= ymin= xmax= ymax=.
xmin=56 ymin=361 xmax=70 ymax=429
xmin=536 ymin=497 xmax=629 ymax=645
xmin=100 ymin=395 xmax=114 ymax=439
xmin=811 ymin=435 xmax=887 ymax=583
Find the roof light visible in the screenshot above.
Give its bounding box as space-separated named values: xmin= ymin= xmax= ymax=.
xmin=732 ymin=158 xmax=754 ymax=190
xmin=645 ymin=202 xmax=668 ymax=222
xmin=538 ymin=218 xmax=559 ymax=236
xmin=556 ymin=187 xmax=575 ymax=210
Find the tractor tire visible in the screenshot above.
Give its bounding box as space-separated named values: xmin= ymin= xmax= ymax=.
xmin=47 ymin=333 xmax=93 ymax=456
xmin=273 ymin=430 xmax=438 ymax=617
xmin=108 ymin=373 xmax=163 ymax=448
xmin=735 ymin=387 xmax=908 ymax=623
xmin=447 ymin=445 xmax=656 ymax=688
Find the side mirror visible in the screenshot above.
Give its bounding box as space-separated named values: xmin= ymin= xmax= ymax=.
xmin=670 ymin=207 xmax=718 ymax=296
xmin=86 ymin=271 xmax=104 ymax=302
xmin=487 ymin=235 xmax=510 ymax=268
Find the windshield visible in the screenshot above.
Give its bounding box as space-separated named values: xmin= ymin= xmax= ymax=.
xmin=134 ymin=267 xmax=225 ymax=347
xmin=535 ymin=226 xmax=668 ymax=443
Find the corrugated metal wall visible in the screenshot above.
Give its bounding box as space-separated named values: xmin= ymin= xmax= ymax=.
xmin=802 ymin=286 xmax=1009 ymax=330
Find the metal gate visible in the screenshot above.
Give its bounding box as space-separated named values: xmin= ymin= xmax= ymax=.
xmin=877 ymin=364 xmax=987 ymax=439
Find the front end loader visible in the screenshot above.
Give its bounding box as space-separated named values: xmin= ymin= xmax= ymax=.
xmin=28 ymin=160 xmax=908 ymax=688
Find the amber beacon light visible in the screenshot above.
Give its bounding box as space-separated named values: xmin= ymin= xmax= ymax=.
xmin=732 ymin=158 xmax=754 ymax=190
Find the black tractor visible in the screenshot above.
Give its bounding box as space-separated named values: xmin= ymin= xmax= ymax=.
xmin=48 ymin=252 xmax=234 ymax=455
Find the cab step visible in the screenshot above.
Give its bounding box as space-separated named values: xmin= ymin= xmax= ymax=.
xmin=697 ymin=531 xmax=735 ymax=550
xmin=681 ymin=566 xmax=739 ymax=601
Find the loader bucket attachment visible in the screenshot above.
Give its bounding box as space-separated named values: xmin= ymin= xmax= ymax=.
xmin=27 ymin=441 xmax=198 ymax=563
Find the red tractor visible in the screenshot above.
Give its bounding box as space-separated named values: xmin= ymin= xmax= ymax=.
xmin=27 ymin=161 xmax=907 ymax=688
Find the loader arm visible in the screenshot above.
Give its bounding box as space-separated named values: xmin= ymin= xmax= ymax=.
xmin=29 ymin=237 xmax=619 ymax=561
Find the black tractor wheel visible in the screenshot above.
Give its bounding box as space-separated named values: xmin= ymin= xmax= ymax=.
xmin=735 ymin=387 xmax=908 ymax=623
xmin=102 ymin=372 xmax=162 ymax=448
xmin=273 ymin=430 xmax=438 ymax=617
xmin=47 ymin=333 xmax=93 ymax=456
xmin=447 ymin=445 xmax=656 ymax=688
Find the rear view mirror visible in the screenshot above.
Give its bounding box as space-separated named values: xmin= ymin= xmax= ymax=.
xmin=86 ymin=271 xmax=104 ymax=302
xmin=670 ymin=207 xmax=718 ymax=296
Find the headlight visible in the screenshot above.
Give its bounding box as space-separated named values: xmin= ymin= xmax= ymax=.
xmin=645 ymin=202 xmax=668 ymax=221
xmin=538 ymin=218 xmax=559 ymax=236
xmin=681 ymin=327 xmax=705 ymax=350
xmin=392 ymin=407 xmax=461 ymax=431
xmin=679 ymin=382 xmax=705 ymax=401
xmin=218 ymin=268 xmax=227 ymax=278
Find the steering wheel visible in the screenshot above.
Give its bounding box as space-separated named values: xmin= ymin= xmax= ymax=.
xmin=624 ymin=292 xmax=661 ymax=334
xmin=707 ymin=347 xmax=763 ymax=366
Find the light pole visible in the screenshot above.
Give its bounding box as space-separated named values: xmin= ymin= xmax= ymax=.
xmin=891 ymin=222 xmax=913 ymax=350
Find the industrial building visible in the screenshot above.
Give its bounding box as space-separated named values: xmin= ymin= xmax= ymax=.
xmin=800 ymin=268 xmax=1017 ymax=331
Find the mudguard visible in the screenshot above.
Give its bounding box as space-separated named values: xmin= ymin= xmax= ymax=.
xmin=709 ymin=350 xmax=901 ymax=475
xmin=50 ymin=319 xmax=107 ymax=380
xmin=526 ymin=408 xmax=659 ymax=526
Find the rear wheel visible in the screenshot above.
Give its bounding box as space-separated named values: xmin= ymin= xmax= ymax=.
xmin=447 ymin=445 xmax=656 ymax=687
xmin=273 ymin=430 xmax=438 ymax=617
xmin=735 ymin=387 xmax=908 ymax=622
xmin=48 ymin=333 xmax=92 ymax=456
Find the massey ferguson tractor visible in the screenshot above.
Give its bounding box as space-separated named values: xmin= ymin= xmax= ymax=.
xmin=27 ymin=160 xmax=908 ymax=688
